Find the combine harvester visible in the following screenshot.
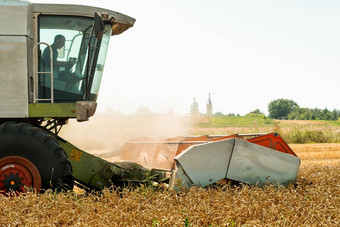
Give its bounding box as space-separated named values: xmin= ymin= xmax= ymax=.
xmin=0 ymin=0 xmax=300 ymax=194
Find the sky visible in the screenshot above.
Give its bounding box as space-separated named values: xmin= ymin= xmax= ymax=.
xmin=31 ymin=0 xmax=340 ymax=116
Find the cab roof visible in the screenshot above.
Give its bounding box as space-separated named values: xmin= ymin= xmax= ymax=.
xmin=33 ymin=3 xmax=135 ymax=28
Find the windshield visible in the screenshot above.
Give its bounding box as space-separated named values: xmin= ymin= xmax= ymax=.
xmin=89 ymin=24 xmax=112 ymax=100
xmin=37 ymin=15 xmax=110 ymax=102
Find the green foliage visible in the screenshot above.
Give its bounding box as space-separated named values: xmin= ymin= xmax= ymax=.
xmin=285 ymin=129 xmax=333 ymax=143
xmin=192 ymin=117 xmax=340 ymax=143
xmin=273 ymin=120 xmax=340 ymax=143
xmin=267 ymin=99 xmax=337 ymax=121
xmin=327 ymin=119 xmax=340 ymax=126
xmin=332 ymin=109 xmax=338 ymax=120
xmin=200 ymin=115 xmax=273 ymax=127
xmin=268 ymin=99 xmax=299 ymax=119
xmin=245 ymin=112 xmax=267 ymax=119
xmin=288 ymin=108 xmax=338 ymax=121
xmin=184 ymin=217 xmax=191 ymax=227
xmin=214 ymin=112 xmax=224 ymax=116
xmin=152 ymin=218 xmax=159 ymax=226
xmin=245 ymin=109 xmax=267 ymax=119
xmin=250 ymin=109 xmax=262 ymax=114
xmin=213 ymin=112 xmax=241 ymax=117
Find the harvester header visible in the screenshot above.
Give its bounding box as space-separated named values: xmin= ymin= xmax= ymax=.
xmin=119 ymin=133 xmax=300 ymax=188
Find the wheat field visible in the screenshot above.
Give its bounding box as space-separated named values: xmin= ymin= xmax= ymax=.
xmin=0 ymin=143 xmax=339 ymax=226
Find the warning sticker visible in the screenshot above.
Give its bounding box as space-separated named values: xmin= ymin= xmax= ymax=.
xmin=70 ymin=149 xmax=82 ymax=162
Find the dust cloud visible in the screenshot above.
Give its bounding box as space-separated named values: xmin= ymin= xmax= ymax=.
xmin=59 ymin=110 xmax=191 ymax=158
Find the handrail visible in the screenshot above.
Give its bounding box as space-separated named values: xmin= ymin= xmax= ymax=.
xmin=32 ymin=42 xmax=54 ymax=103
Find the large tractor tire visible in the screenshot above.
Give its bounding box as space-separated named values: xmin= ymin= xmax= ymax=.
xmin=0 ymin=122 xmax=74 ymax=194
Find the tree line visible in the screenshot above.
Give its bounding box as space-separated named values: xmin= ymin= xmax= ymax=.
xmin=214 ymin=98 xmax=339 ymax=121
xmin=268 ymin=99 xmax=339 ymax=120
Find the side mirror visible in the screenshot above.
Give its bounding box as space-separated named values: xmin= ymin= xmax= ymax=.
xmin=94 ymin=12 xmax=105 ymax=39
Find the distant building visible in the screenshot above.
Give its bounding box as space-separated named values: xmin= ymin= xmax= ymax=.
xmin=206 ymin=93 xmax=213 ymax=117
xmin=190 ymin=98 xmax=200 ymax=116
xmin=190 ymin=94 xmax=213 ymax=117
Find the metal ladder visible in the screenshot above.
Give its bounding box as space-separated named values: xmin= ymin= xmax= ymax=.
xmin=32 ymin=42 xmax=54 ymax=103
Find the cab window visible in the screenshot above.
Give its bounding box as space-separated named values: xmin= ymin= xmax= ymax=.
xmin=38 ymin=15 xmax=93 ymax=102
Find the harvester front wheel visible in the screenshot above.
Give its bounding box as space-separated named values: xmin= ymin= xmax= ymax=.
xmin=0 ymin=122 xmax=74 ymax=194
xmin=0 ymin=156 xmax=41 ymax=193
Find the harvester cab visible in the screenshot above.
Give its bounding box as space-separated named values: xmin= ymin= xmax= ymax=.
xmin=0 ymin=0 xmax=301 ymax=195
xmin=0 ymin=0 xmax=135 ymax=126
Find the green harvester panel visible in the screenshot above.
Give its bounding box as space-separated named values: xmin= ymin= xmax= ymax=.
xmin=57 ymin=138 xmax=169 ymax=190
xmin=58 ymin=138 xmax=124 ymax=190
xmin=29 ymin=103 xmax=77 ymax=118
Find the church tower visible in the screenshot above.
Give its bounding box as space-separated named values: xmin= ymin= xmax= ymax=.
xmin=190 ymin=98 xmax=200 ymax=116
xmin=206 ymin=93 xmax=213 ymax=117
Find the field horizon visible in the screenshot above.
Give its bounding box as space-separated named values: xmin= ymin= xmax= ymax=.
xmin=60 ymin=113 xmax=340 ymax=154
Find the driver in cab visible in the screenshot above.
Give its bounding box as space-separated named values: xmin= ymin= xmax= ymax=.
xmin=41 ymin=34 xmax=80 ymax=92
xmin=42 ymin=34 xmax=76 ymax=73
